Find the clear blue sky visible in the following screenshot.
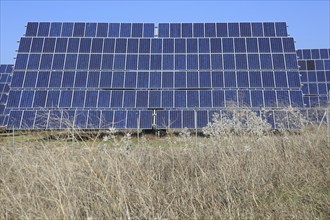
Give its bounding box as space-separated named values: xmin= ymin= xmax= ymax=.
xmin=1 ymin=0 xmax=329 ymax=64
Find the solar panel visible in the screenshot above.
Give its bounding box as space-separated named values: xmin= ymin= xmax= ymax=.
xmin=5 ymin=22 xmax=304 ymax=130
xmin=0 ymin=65 xmax=13 ymax=127
xmin=297 ymin=49 xmax=330 ymax=108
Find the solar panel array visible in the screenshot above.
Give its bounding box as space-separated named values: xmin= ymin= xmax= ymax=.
xmin=297 ymin=49 xmax=330 ymax=122
xmin=0 ymin=65 xmax=13 ymax=126
xmin=6 ymin=22 xmax=305 ymax=129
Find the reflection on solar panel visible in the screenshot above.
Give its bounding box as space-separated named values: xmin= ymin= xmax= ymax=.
xmin=0 ymin=65 xmax=13 ymax=126
xmin=297 ymin=48 xmax=330 ymax=122
xmin=6 ymin=22 xmax=304 ymax=130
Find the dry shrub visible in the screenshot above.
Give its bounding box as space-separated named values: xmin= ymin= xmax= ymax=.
xmin=0 ymin=125 xmax=329 ymax=219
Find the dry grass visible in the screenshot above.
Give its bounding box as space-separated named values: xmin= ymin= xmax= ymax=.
xmin=0 ymin=127 xmax=329 ymax=219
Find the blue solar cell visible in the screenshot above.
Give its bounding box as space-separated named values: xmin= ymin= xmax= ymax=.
xmin=111 ymin=91 xmax=123 ymax=107
xmin=262 ymin=71 xmax=275 ymax=87
xmin=238 ymin=90 xmax=250 ymax=107
xmin=170 ymin=110 xmax=182 ymax=128
xmin=62 ymin=71 xmax=75 ymax=87
xmin=143 ymin=23 xmax=154 ymax=37
xmin=98 ymin=91 xmax=111 ymax=108
xmin=127 ymin=111 xmax=138 ymax=128
xmin=224 ymin=71 xmax=236 ymax=87
xmin=162 ymin=91 xmax=173 ymax=108
xmin=85 ymin=91 xmax=98 ymax=107
xmin=236 ymin=54 xmax=247 ymax=69
xmin=33 ymin=91 xmax=47 ymax=107
xmin=277 ymin=91 xmax=290 ymax=107
xmin=287 ymin=71 xmax=301 ymax=87
xmin=170 ymin=23 xmax=181 ymax=37
xmin=156 ymin=110 xmax=169 ymax=128
xmin=40 ymin=54 xmax=53 ymax=69
xmin=72 ymin=91 xmax=85 ymax=107
xmin=263 ymin=22 xmax=275 ymax=36
xmin=149 ymin=72 xmax=161 ymax=88
xmin=64 ymin=54 xmax=77 ymax=69
xmin=73 ymin=23 xmax=85 ymax=37
xmin=187 ymin=55 xmax=198 ymax=69
xmin=132 ymin=23 xmax=143 ymax=37
xmin=61 ymin=110 xmax=75 ymax=128
xmin=136 ymin=90 xmax=148 ymax=107
xmin=85 ymin=23 xmax=97 ymax=37
xmin=197 ymin=110 xmax=208 ymax=128
xmin=158 ymin=23 xmax=169 ymax=37
xmin=240 ymin=23 xmax=251 ymax=37
xmin=123 ymin=91 xmax=136 ymax=108
xmin=228 ymin=23 xmax=239 ymax=37
xmin=36 ymin=71 xmax=50 ymax=87
xmin=162 ymin=71 xmax=174 ymax=88
xmin=89 ymin=54 xmax=102 ymax=69
xmin=274 ymin=71 xmax=288 ymax=88
xmin=223 ymin=54 xmax=235 ymax=69
xmin=108 ymin=23 xmax=120 ymax=37
xmin=49 ymin=71 xmax=63 ymax=87
xmin=175 ymin=72 xmax=186 ymax=88
xmin=62 ymin=23 xmax=74 ymax=37
xmin=137 ymin=72 xmax=149 ymax=88
xmin=113 ymin=54 xmax=125 ymax=69
xmin=199 ymin=38 xmax=210 ymax=53
xmin=11 ymin=71 xmax=24 ymax=87
xmin=97 ymin=23 xmax=108 ymax=37
xmin=175 ymin=91 xmax=186 ymax=107
xmin=20 ymin=91 xmax=34 ymax=107
xmin=149 ymin=91 xmax=161 ymax=108
xmin=46 ymin=91 xmax=60 ymax=107
xmin=183 ymin=110 xmax=195 ymax=128
xmin=234 ymin=38 xmax=246 ymax=52
xmin=175 ymin=55 xmax=186 ymax=70
xmin=225 ymin=90 xmax=237 ymax=107
xmin=75 ymin=110 xmax=88 ymax=128
xmin=212 ymin=90 xmax=224 ymax=107
xmin=26 ymin=22 xmax=38 ymax=36
xmin=151 ymin=55 xmax=161 ymax=70
xmin=27 ymin=54 xmax=41 ymax=69
xmin=114 ymin=110 xmax=127 ymax=128
xmin=91 ymin=38 xmax=103 ymax=53
xmin=138 ymin=55 xmax=150 ymax=69
xmin=50 ymin=23 xmax=62 ymax=36
xmin=55 ymin=38 xmax=68 ymax=53
xmin=77 ymin=54 xmax=90 ymax=70
xmin=187 ymin=91 xmax=199 ymax=107
xmin=59 ymin=91 xmax=73 ymax=107
xmin=251 ymin=90 xmax=264 ymax=108
xmin=163 ymin=55 xmax=174 ymax=70
xmin=260 ymin=54 xmax=273 ymax=69
xmin=101 ymin=54 xmax=113 ymax=69
xmin=79 ymin=38 xmax=92 ymax=53
xmin=24 ymin=71 xmax=37 ymax=87
xmin=182 ymin=23 xmax=192 ymax=37
xmin=34 ymin=111 xmax=48 ymax=129
xmin=237 ymin=71 xmax=249 ymax=88
xmin=68 ymin=38 xmax=80 ymax=52
xmin=87 ymin=110 xmax=101 ymax=128
xmin=18 ymin=38 xmax=32 ymax=52
xmin=21 ymin=111 xmax=36 ymax=129
xmin=140 ymin=111 xmax=152 ymax=129
xmin=275 ymin=22 xmax=287 ymax=36
xmin=120 ymin=23 xmax=131 ymax=37
xmin=217 ymin=23 xmax=228 ymax=37
xmin=100 ymin=110 xmax=114 ymax=128
xmin=205 ymin=23 xmax=216 ymax=37
xmin=187 ymin=72 xmax=198 ymax=88
xmin=200 ymin=91 xmax=212 ymax=107
xmin=264 ymin=91 xmax=277 ymax=107
xmin=103 ymin=39 xmax=115 ymax=53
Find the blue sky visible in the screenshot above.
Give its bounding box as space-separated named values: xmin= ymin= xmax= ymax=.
xmin=0 ymin=0 xmax=329 ymax=64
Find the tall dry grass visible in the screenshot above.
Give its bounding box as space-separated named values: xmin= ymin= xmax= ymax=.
xmin=0 ymin=126 xmax=329 ymax=219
